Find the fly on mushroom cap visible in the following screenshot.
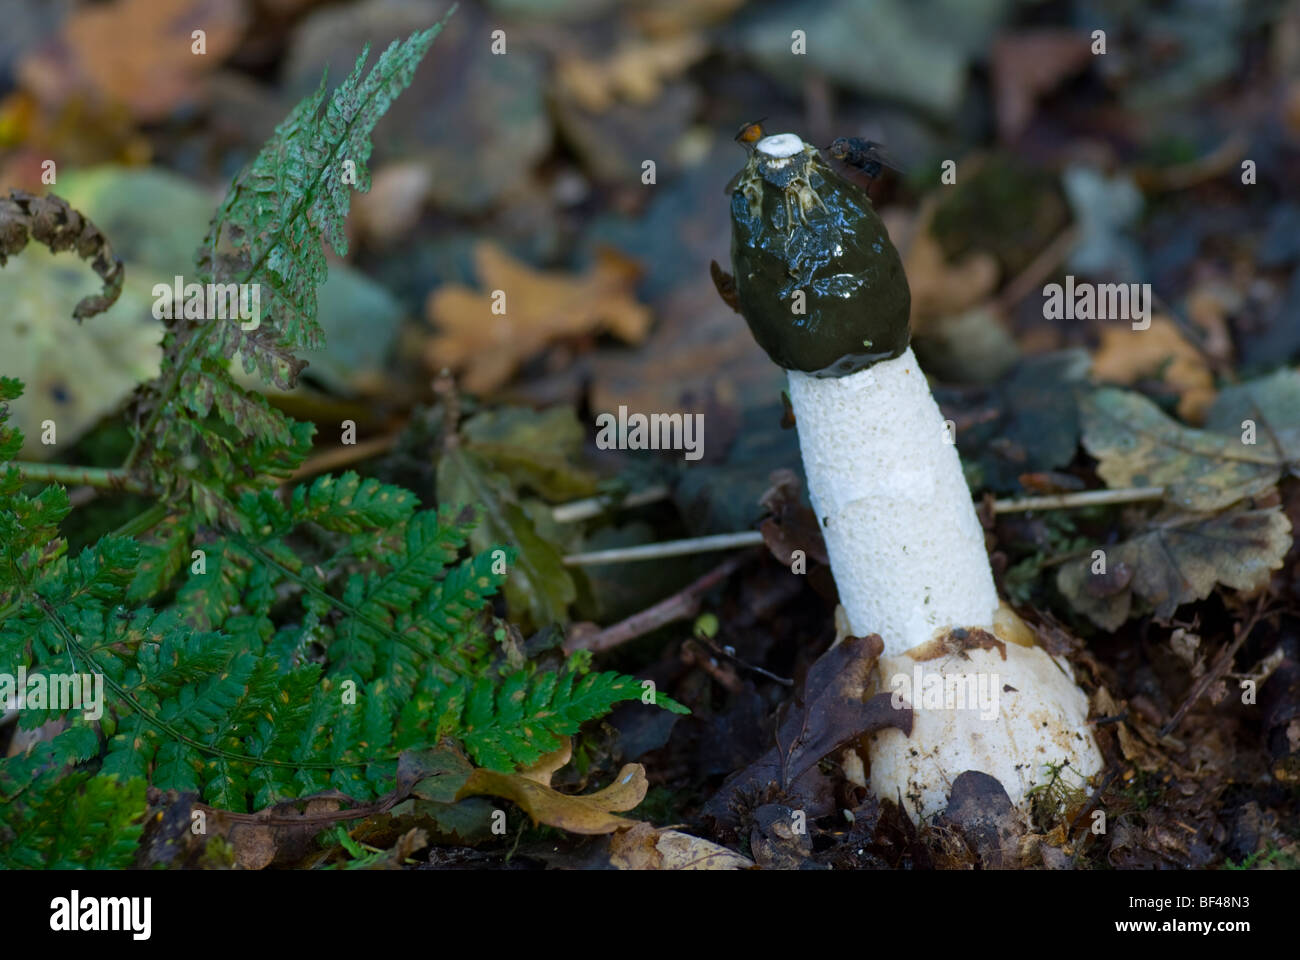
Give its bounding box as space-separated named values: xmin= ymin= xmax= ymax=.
xmin=723 ymin=132 xmax=911 ymax=377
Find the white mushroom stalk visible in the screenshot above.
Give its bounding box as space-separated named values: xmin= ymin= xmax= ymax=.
xmin=718 ymin=131 xmax=1103 ymax=823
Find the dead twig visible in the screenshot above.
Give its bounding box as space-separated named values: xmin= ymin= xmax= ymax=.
xmin=564 ymin=551 xmax=754 ymax=654
xmin=1158 ymin=596 xmax=1272 ymax=739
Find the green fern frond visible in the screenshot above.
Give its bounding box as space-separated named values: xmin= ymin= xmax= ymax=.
xmin=0 ymin=772 xmax=146 ymax=869
xmin=0 ymin=11 xmax=691 ymax=868
xmin=406 ymin=664 xmax=689 ymax=772
xmin=125 ymin=14 xmax=452 ymax=517
xmin=199 ymin=16 xmax=450 ymax=364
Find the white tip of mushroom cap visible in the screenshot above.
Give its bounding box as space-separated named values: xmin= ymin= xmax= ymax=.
xmin=755 ymin=133 xmax=805 ymax=158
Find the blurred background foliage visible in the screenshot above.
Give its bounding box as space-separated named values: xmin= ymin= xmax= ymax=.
xmin=2 ymin=0 xmax=1300 ymax=626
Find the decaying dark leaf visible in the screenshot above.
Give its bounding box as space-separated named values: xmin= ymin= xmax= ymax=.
xmin=204 ymin=794 xmax=349 ymax=871
xmin=1260 ymin=636 xmax=1300 ymax=783
xmin=749 ymin=802 xmax=824 ymax=869
xmin=703 ymin=634 xmax=910 ymax=824
xmin=0 ymin=189 xmax=123 ymax=320
xmin=397 ymin=741 xmax=474 ymax=804
xmin=1057 ymin=506 xmax=1292 ymax=629
xmin=758 ymin=468 xmax=829 ymax=567
xmin=1081 ymin=387 xmax=1293 ymax=512
xmin=933 ymin=350 xmax=1089 ymax=492
xmin=940 ymin=771 xmax=1024 ymax=868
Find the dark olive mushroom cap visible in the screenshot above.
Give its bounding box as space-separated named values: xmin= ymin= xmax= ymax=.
xmin=728 ymin=136 xmax=910 ymax=376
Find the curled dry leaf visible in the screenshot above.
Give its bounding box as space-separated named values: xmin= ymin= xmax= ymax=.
xmin=1080 ymin=387 xmax=1293 ymax=512
xmin=1056 ymin=506 xmax=1292 ymax=630
xmin=0 ymin=189 xmax=123 ymax=320
xmin=517 ymin=738 xmax=573 ymax=788
xmin=455 ymin=763 xmax=648 ymax=835
xmin=609 ymin=821 xmax=754 ymax=870
xmin=426 ymin=242 xmax=652 ymax=394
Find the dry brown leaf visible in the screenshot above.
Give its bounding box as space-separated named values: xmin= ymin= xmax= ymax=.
xmin=609 ymin=822 xmax=754 ymax=870
xmin=1185 ymin=284 xmax=1237 ymax=367
xmin=556 ymin=35 xmax=708 ymax=113
xmin=991 ymin=31 xmax=1092 ymax=141
xmin=631 ymin=0 xmax=747 ymax=37
xmin=455 ymin=763 xmax=647 ymax=835
xmin=1092 ymin=316 xmax=1217 ymax=422
xmin=884 ymin=201 xmax=1000 ymax=331
xmin=19 ymin=0 xmax=247 ymax=123
xmin=212 ymin=795 xmax=344 ymax=870
xmin=426 ymin=242 xmax=652 ymax=394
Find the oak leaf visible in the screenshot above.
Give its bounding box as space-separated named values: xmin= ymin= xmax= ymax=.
xmin=556 ymin=35 xmax=708 ymax=113
xmin=19 ymin=0 xmax=246 ymax=123
xmin=426 ymin=242 xmax=652 ymax=394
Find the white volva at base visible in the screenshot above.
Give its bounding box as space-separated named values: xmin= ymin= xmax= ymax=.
xmin=788 ymin=349 xmax=1103 ymax=822
xmin=869 ymin=640 xmax=1103 ymax=821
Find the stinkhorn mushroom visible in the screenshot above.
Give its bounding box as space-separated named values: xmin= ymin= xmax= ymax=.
xmin=714 ymin=131 xmax=1103 ymax=823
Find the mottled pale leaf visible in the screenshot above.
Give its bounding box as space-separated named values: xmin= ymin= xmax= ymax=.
xmin=1080 ymin=387 xmax=1284 ymax=511
xmin=1056 ymin=506 xmax=1292 ymax=630
xmin=608 ymin=821 xmax=754 ymax=870
xmin=1206 ymin=368 xmax=1300 ymax=463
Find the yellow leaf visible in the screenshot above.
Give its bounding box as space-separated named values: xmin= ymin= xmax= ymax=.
xmin=1092 ymin=315 xmax=1216 ymax=423
xmin=455 ymin=763 xmax=647 ymax=835
xmin=516 ymin=738 xmax=572 ymax=788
